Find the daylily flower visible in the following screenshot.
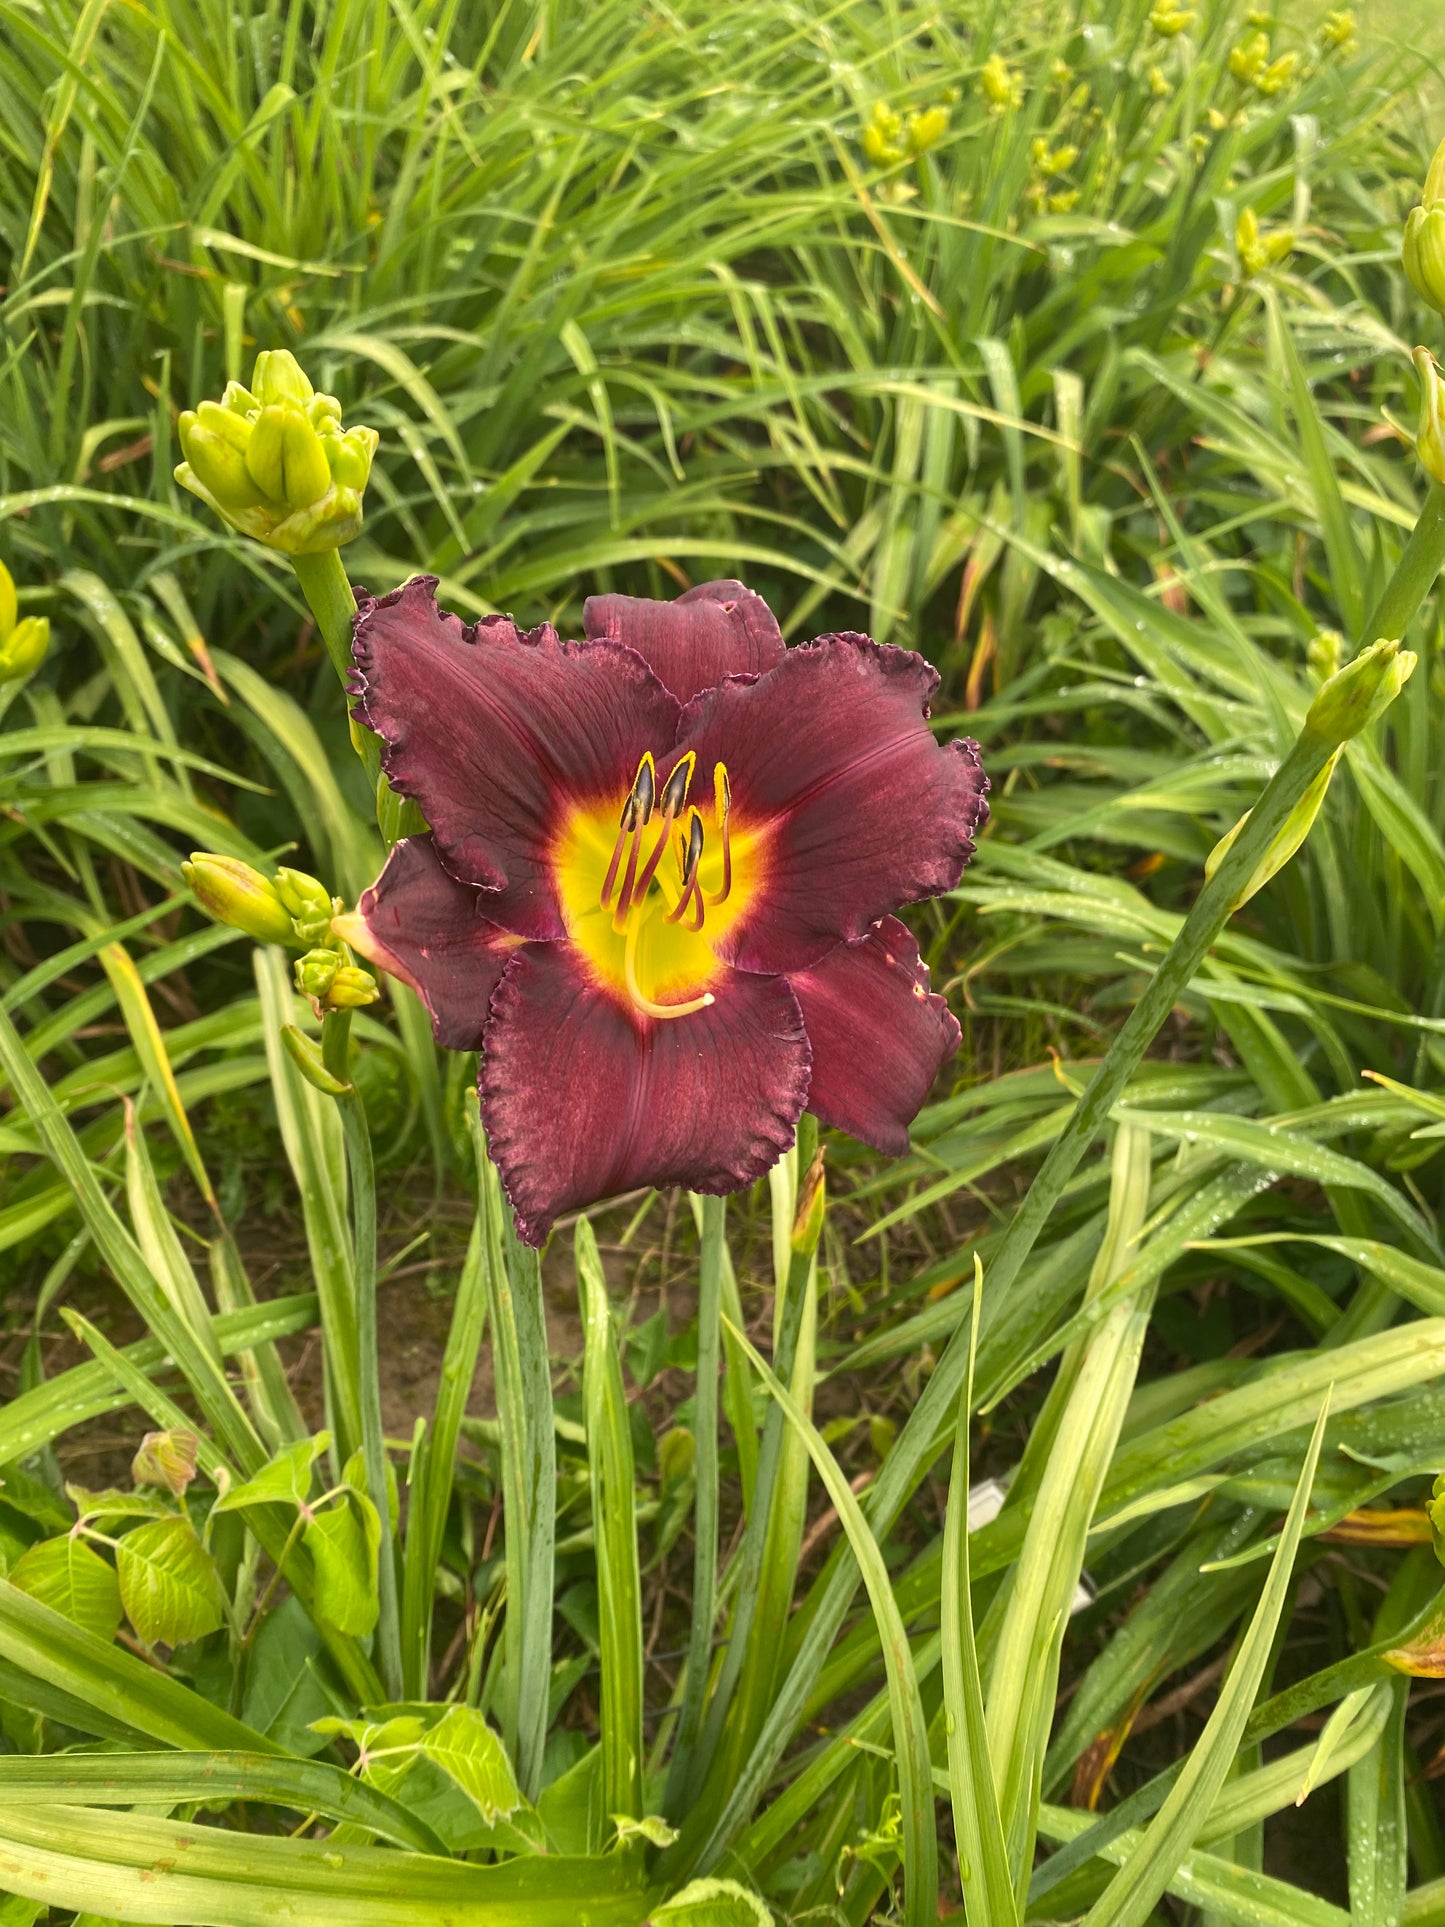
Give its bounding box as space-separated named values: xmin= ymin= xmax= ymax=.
xmin=337 ymin=578 xmax=988 ymax=1244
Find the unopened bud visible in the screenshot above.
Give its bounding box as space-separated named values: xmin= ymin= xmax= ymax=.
xmin=326 ymin=964 xmax=380 ymax=1010
xmin=1149 ymin=1 xmax=1195 ymax=34
xmin=1320 ymin=9 xmax=1356 ymax=53
xmin=132 ymin=1429 xmax=199 ymax=1496
xmin=980 ymin=55 xmax=1019 ymax=111
xmin=1235 ymin=206 xmax=1293 ymax=278
xmin=1413 ymin=347 xmax=1445 ymax=485
xmin=175 ymin=351 xmax=376 ymax=553
xmin=274 ymin=867 xmax=337 ymax=943
xmin=295 ymin=948 xmax=340 ymax=1001
xmin=1205 ymin=747 xmax=1342 ymax=905
xmin=862 ymin=101 xmax=903 ymax=166
xmin=1307 ymin=630 xmax=1343 ymax=682
xmin=183 ymin=854 xmax=297 ymax=945
xmin=1228 ymin=32 xmax=1270 ymax=85
xmin=905 ymin=106 xmax=949 ymax=155
xmin=280 ymin=1023 xmax=352 ymax=1096
xmin=0 ymin=559 xmax=50 ymax=687
xmin=790 ymin=1148 xmax=827 ymax=1258
xmin=1305 ymin=637 xmax=1417 ymax=746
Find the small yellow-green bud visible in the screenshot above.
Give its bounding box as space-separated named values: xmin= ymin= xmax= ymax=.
xmin=790 ymin=1148 xmax=827 ymax=1259
xmin=905 ymin=106 xmax=949 ymax=154
xmin=1404 ymin=141 xmax=1445 ymax=316
xmin=0 ymin=558 xmax=50 ymax=688
xmin=280 ymin=1023 xmax=352 ymax=1096
xmin=1320 ymin=9 xmax=1355 ymax=54
xmin=132 ymin=1429 xmax=199 ymax=1496
xmin=174 ymin=350 xmax=377 ymax=554
xmin=1149 ymin=1 xmax=1195 ymax=35
xmin=862 ymin=101 xmax=904 ymax=166
xmin=182 ymin=854 xmax=297 ymax=946
xmin=1205 ymin=747 xmax=1342 ymax=905
xmin=274 ymin=867 xmax=337 ymax=943
xmin=1255 ymin=51 xmax=1297 ymax=96
xmin=1413 ymin=346 xmax=1445 ymax=486
xmin=1235 ymin=206 xmax=1293 ymax=277
xmin=1307 ymin=630 xmax=1343 ymax=682
xmin=1430 ymin=1471 xmax=1445 ymax=1568
xmin=1228 ymin=32 xmax=1270 ymax=85
xmin=326 ymin=965 xmax=380 ymax=1010
xmin=295 ymin=948 xmax=340 ymax=1001
xmin=980 ymin=55 xmax=1020 ymax=111
xmin=1305 ymin=638 xmax=1418 ymax=746
xmin=252 ymin=349 xmax=314 ymax=408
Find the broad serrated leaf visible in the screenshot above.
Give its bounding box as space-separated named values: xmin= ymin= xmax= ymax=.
xmin=305 ymin=1496 xmax=379 ymax=1636
xmin=8 ymin=1536 xmax=122 ymax=1644
xmin=419 ymin=1705 xmax=522 ymax=1824
xmin=116 ymin=1516 xmax=226 ymax=1647
xmin=65 ymin=1485 xmax=173 ymax=1524
xmin=650 ymin=1878 xmax=774 ymax=1927
xmin=212 ymin=1435 xmax=329 ymax=1515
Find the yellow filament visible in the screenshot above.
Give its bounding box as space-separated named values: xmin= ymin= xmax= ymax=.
xmin=623 ymin=913 xmax=714 ymax=1019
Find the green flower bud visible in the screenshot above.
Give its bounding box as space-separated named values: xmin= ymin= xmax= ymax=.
xmin=1149 ymin=1 xmax=1195 ymax=35
xmin=281 ymin=1022 xmax=352 ymax=1096
xmin=326 ymin=964 xmax=380 ymax=1009
xmin=295 ymin=948 xmax=340 ymax=1001
xmin=183 ymin=853 xmax=298 ymax=945
xmin=905 ymin=106 xmax=949 ymax=155
xmin=252 ymin=349 xmax=314 ymax=408
xmin=1307 ymin=630 xmax=1343 ymax=682
xmin=1205 ymin=746 xmax=1342 ymax=905
xmin=1255 ymin=51 xmax=1296 ymax=96
xmin=274 ymin=866 xmax=337 ymax=943
xmin=0 ymin=558 xmax=50 ymax=688
xmin=980 ymin=55 xmax=1019 ymax=111
xmin=0 ymin=615 xmax=49 ymax=686
xmin=862 ymin=101 xmax=904 ymax=166
xmin=1235 ymin=206 xmax=1292 ymax=278
xmin=174 ymin=350 xmax=377 ymax=553
xmin=1405 ymin=207 xmax=1445 ymax=317
xmin=1228 ymin=31 xmax=1269 ymax=84
xmin=1320 ymin=9 xmax=1356 ymax=53
xmin=1414 ymin=346 xmax=1445 ymax=486
xmin=1305 ymin=638 xmax=1418 ymax=746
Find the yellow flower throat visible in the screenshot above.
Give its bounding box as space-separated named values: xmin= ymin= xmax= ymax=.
xmin=553 ymin=750 xmax=764 ymax=1019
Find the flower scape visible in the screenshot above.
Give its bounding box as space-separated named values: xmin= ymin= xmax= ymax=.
xmin=337 ymin=578 xmax=989 ymax=1242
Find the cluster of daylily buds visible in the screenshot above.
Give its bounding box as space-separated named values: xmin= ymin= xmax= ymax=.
xmin=860 ymin=98 xmax=949 ymax=167
xmin=0 ymin=558 xmax=48 ymax=687
xmin=1234 ymin=206 xmax=1293 ymax=279
xmin=181 ymin=854 xmax=378 ymax=1014
xmin=174 ymin=350 xmax=377 ymax=555
xmin=1228 ymin=31 xmax=1296 ymax=97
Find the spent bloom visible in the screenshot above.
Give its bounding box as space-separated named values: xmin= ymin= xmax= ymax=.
xmin=0 ymin=559 xmax=49 ymax=687
xmin=175 ymin=350 xmax=378 ymax=555
xmin=1404 ymin=137 xmax=1445 ymax=317
xmin=337 ymin=579 xmax=989 ymax=1245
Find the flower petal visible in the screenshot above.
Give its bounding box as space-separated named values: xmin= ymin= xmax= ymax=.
xmin=351 ymin=576 xmax=680 ymax=939
xmin=480 ymin=942 xmax=810 ymax=1245
xmin=674 ymin=633 xmax=989 ymax=972
xmin=789 ymin=917 xmax=960 ymax=1156
xmin=341 ymin=836 xmax=519 ymax=1051
xmin=582 ymin=579 xmax=785 ymax=705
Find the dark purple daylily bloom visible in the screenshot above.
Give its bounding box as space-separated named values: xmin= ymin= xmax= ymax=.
xmin=339 ymin=576 xmax=988 ymax=1245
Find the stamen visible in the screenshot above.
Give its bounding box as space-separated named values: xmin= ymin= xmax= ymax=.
xmin=623 ymin=913 xmax=714 ymax=1020
xmin=630 ymin=750 xmax=697 ymax=905
xmin=707 ymin=762 xmax=732 ymax=905
xmin=601 ymin=753 xmax=656 ymax=912
xmin=667 ymin=810 xmax=707 ymax=930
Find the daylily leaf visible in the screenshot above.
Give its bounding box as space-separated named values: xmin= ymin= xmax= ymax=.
xmin=649 ymin=1878 xmax=774 ymax=1927
xmin=116 ymin=1516 xmax=226 ymax=1647
xmin=8 ymin=1535 xmax=122 ymax=1644
xmin=418 ymin=1705 xmax=522 ymax=1824
xmin=212 ymin=1434 xmax=330 ymax=1514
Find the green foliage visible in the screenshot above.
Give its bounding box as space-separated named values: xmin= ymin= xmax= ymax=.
xmin=3 ymin=0 xmax=1445 ymax=1922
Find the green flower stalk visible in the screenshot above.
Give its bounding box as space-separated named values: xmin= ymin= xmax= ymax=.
xmin=1405 ymin=138 xmax=1445 ymax=318
xmin=0 ymin=559 xmax=49 ymax=687
xmin=175 ymin=350 xmax=377 ymax=557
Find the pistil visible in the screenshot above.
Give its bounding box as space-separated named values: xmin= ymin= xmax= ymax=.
xmin=630 ymin=751 xmax=696 ymax=907
xmin=622 ymin=911 xmax=715 ymax=1020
